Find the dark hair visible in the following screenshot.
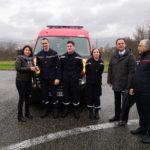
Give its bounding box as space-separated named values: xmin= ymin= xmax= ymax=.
xmin=91 ymin=48 xmax=101 ymax=57
xmin=22 ymin=45 xmax=33 ymax=57
xmin=67 ymin=40 xmax=75 ymax=46
xmin=42 ymin=37 xmax=49 ymax=42
xmin=115 ymin=38 xmax=126 ymax=44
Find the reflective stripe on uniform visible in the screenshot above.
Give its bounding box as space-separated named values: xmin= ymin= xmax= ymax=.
xmin=63 ymin=102 xmax=71 ymax=105
xmin=60 ymin=56 xmax=66 ymax=59
xmin=38 ymin=55 xmax=57 ymax=59
xmin=75 ymin=56 xmax=82 ymax=60
xmin=53 ymin=100 xmax=59 ymax=105
xmin=86 ymin=62 xmax=91 ymax=66
xmin=87 ymin=105 xmax=94 ymax=108
xmin=94 ymin=106 xmax=101 ymax=109
xmin=73 ymin=102 xmax=80 ymax=106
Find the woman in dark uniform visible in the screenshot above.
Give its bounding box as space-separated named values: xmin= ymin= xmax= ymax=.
xmin=86 ymin=48 xmax=104 ymax=120
xmin=15 ymin=45 xmax=36 ymax=122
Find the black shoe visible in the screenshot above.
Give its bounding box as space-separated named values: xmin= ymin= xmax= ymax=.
xmin=117 ymin=120 xmax=127 ymax=127
xmin=42 ymin=100 xmax=49 ymax=105
xmin=73 ymin=109 xmax=80 ymax=119
xmin=142 ymin=135 xmax=150 ymax=144
xmin=18 ymin=116 xmax=27 ymax=122
xmin=52 ymin=109 xmax=59 ymax=119
xmin=73 ymin=105 xmax=80 ymax=119
xmin=94 ymin=110 xmax=99 ymax=120
xmin=109 ymin=116 xmax=120 ymax=122
xmin=130 ymin=127 xmax=147 ymax=135
xmin=25 ymin=114 xmax=33 ymax=119
xmin=40 ymin=111 xmax=49 ymax=118
xmin=62 ymin=108 xmax=69 ymax=118
xmin=89 ymin=110 xmax=94 ymax=120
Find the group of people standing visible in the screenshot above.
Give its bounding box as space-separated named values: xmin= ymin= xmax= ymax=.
xmin=15 ymin=37 xmax=150 ymax=144
xmin=15 ymin=38 xmax=104 ymax=122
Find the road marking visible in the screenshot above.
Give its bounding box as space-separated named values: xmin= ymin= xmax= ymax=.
xmin=1 ymin=119 xmax=138 ymax=150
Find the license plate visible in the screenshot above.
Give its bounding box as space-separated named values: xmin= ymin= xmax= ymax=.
xmin=57 ymin=91 xmax=63 ymax=97
xmin=49 ymin=91 xmax=63 ymax=97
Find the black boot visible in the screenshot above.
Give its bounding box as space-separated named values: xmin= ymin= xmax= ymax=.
xmin=41 ymin=110 xmax=50 ymax=118
xmin=89 ymin=109 xmax=94 ymax=120
xmin=130 ymin=127 xmax=146 ymax=135
xmin=94 ymin=109 xmax=99 ymax=120
xmin=18 ymin=107 xmax=26 ymax=122
xmin=109 ymin=115 xmax=120 ymax=122
xmin=25 ymin=99 xmax=32 ymax=119
xmin=40 ymin=106 xmax=50 ymax=118
xmin=142 ymin=134 xmax=150 ymax=144
xmin=62 ymin=105 xmax=69 ymax=118
xmin=25 ymin=113 xmax=33 ymax=119
xmin=73 ymin=106 xmax=80 ymax=119
xmin=18 ymin=116 xmax=27 ymax=122
xmin=117 ymin=120 xmax=127 ymax=127
xmin=52 ymin=103 xmax=59 ymax=119
xmin=142 ymin=128 xmax=150 ymax=143
xmin=18 ymin=100 xmax=25 ymax=122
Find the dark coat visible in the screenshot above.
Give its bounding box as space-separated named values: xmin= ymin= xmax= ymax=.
xmin=36 ymin=48 xmax=61 ymax=80
xmin=60 ymin=52 xmax=83 ymax=80
xmin=107 ymin=48 xmax=136 ymax=91
xmin=133 ymin=50 xmax=150 ymax=92
xmin=86 ymin=57 xmax=104 ymax=85
xmin=15 ymin=55 xmax=33 ymax=81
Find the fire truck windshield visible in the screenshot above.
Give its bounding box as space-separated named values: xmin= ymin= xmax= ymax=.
xmin=34 ymin=36 xmax=90 ymax=57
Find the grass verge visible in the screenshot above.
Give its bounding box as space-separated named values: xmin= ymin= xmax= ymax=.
xmin=0 ymin=61 xmax=15 ymax=70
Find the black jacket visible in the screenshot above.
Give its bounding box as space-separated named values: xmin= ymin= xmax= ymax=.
xmin=86 ymin=57 xmax=104 ymax=85
xmin=60 ymin=52 xmax=83 ymax=80
xmin=15 ymin=55 xmax=33 ymax=81
xmin=133 ymin=50 xmax=150 ymax=92
xmin=36 ymin=48 xmax=61 ymax=80
xmin=107 ymin=48 xmax=136 ymax=91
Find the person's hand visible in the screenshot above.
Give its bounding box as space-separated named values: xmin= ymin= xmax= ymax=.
xmin=129 ymin=88 xmax=135 ymax=95
xmin=35 ymin=66 xmax=40 ymax=71
xmin=30 ymin=66 xmax=36 ymax=72
xmin=54 ymin=79 xmax=60 ymax=85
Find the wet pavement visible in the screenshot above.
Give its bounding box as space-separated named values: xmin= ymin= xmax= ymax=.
xmin=0 ymin=71 xmax=150 ymax=150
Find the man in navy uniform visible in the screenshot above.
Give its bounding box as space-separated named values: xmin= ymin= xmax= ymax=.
xmin=60 ymin=41 xmax=83 ymax=119
xmin=36 ymin=38 xmax=61 ymax=118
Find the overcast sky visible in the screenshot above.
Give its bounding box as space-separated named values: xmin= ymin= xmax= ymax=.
xmin=0 ymin=0 xmax=150 ymax=45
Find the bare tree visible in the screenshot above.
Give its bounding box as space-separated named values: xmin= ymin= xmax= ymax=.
xmin=146 ymin=24 xmax=150 ymax=39
xmin=133 ymin=24 xmax=150 ymax=42
xmin=0 ymin=41 xmax=17 ymax=60
xmin=125 ymin=37 xmax=138 ymax=58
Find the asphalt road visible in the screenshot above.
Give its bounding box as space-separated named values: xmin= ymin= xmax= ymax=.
xmin=0 ymin=71 xmax=150 ymax=150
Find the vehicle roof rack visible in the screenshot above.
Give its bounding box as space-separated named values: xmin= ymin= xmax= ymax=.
xmin=46 ymin=25 xmax=84 ymax=29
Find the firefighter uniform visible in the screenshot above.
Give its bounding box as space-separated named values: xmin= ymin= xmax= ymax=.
xmin=36 ymin=48 xmax=61 ymax=118
xmin=86 ymin=57 xmax=104 ymax=119
xmin=60 ymin=52 xmax=83 ymax=118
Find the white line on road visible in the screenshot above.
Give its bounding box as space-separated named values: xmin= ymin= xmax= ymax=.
xmin=1 ymin=119 xmax=138 ymax=150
